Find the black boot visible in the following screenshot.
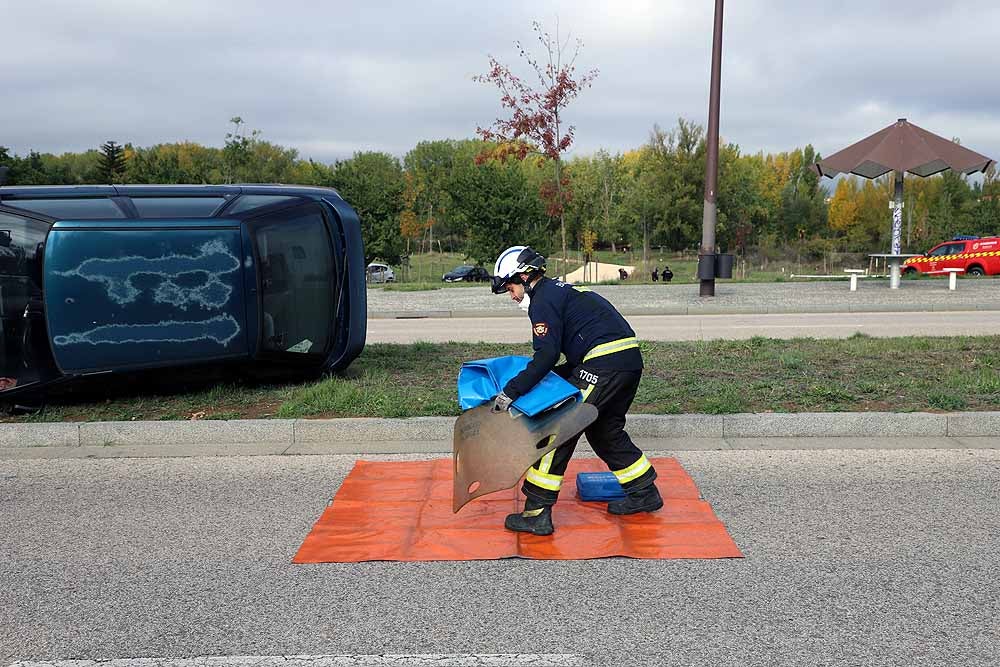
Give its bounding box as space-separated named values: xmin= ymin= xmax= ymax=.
xmin=608 ymin=484 xmax=663 ymax=515
xmin=504 ymin=498 xmax=554 ymax=536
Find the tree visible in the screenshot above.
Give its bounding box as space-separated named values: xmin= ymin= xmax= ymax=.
xmin=476 ymin=20 xmax=598 ymax=275
xmin=223 ymin=117 xmax=260 ymax=184
xmin=127 ymin=142 xmax=226 ymax=184
xmin=447 ymin=156 xmax=547 ymax=266
xmin=399 ymin=172 xmax=428 ymax=254
xmin=645 ymin=120 xmax=706 ymax=251
xmin=718 ymin=148 xmax=767 ymax=254
xmin=331 ymin=151 xmax=406 ymax=265
xmin=403 ymin=140 xmax=459 ymax=250
xmin=98 ymin=140 xmax=127 ymax=183
xmin=828 ymin=177 xmax=860 ymax=232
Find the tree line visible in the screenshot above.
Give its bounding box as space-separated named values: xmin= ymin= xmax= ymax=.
xmin=2 ymin=117 xmax=998 ymax=266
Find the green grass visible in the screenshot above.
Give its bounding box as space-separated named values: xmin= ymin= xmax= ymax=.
xmin=7 ymin=335 xmax=1000 ymax=422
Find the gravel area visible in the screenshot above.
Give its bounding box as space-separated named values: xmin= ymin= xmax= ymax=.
xmin=367 ymin=278 xmax=1000 ymax=315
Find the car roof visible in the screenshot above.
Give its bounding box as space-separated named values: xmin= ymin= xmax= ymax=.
xmin=0 ymin=184 xmax=343 ymax=199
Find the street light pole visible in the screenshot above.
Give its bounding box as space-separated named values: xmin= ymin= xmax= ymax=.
xmin=699 ymin=0 xmax=724 ymax=297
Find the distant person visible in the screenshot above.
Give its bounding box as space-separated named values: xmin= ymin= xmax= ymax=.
xmin=618 ymin=267 xmax=628 ymax=280
xmin=660 ymin=265 xmax=673 ymax=282
xmin=651 ymin=267 xmax=659 ymax=282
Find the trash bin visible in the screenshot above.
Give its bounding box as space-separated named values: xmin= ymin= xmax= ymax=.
xmin=716 ymin=253 xmax=734 ymax=279
xmin=697 ymin=254 xmax=716 ymax=280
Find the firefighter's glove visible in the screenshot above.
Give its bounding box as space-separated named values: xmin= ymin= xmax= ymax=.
xmin=491 ymin=392 xmax=513 ymax=413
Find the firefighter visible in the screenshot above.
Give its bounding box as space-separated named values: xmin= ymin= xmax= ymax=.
xmin=490 ymin=245 xmax=662 ymax=536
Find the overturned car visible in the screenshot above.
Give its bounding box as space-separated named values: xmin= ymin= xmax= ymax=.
xmin=0 ymin=184 xmax=366 ymax=403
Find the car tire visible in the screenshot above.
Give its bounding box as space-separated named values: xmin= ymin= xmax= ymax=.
xmin=902 ymin=267 xmax=918 ymax=276
xmin=967 ymin=266 xmax=985 ymax=277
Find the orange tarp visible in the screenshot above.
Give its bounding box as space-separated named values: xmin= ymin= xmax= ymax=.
xmin=293 ymin=457 xmax=743 ymax=562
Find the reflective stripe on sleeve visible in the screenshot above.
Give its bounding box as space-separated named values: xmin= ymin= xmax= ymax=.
xmin=613 ymin=454 xmax=652 ymax=484
xmin=583 ymin=336 xmax=639 ymax=362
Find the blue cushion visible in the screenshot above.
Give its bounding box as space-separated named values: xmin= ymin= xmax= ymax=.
xmin=576 ymin=472 xmax=626 ymax=501
xmin=457 ymin=355 xmax=581 ymax=417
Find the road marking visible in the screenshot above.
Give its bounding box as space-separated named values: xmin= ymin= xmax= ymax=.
xmin=10 ymin=656 xmax=586 ymax=667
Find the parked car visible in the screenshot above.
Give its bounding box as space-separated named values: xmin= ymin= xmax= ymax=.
xmin=0 ymin=184 xmax=367 ymax=402
xmin=902 ymin=236 xmax=1000 ymax=276
xmin=366 ymin=262 xmax=395 ymax=283
xmin=442 ymin=265 xmax=490 ymax=283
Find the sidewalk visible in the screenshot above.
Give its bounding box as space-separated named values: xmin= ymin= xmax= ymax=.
xmin=3 ymin=412 xmax=997 ymax=458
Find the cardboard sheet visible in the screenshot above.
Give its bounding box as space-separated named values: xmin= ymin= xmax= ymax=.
xmin=293 ymin=457 xmax=743 ymax=562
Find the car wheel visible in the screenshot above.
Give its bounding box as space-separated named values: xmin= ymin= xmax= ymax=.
xmin=966 ymin=266 xmax=985 ymax=277
xmin=902 ymin=267 xmax=917 ymax=277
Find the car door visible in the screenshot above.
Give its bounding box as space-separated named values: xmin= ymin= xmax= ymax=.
xmin=925 ymin=242 xmax=959 ymax=272
xmin=941 ymin=241 xmax=968 ymax=271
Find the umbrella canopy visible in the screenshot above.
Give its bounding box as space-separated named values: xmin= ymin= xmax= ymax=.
xmin=812 ymin=118 xmax=994 ymax=179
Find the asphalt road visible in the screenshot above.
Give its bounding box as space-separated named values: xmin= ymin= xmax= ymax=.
xmin=367 ymin=310 xmax=1000 ymax=343
xmin=3 ymin=450 xmax=998 ymax=666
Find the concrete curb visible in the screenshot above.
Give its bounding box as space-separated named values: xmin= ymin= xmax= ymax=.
xmin=368 ymin=303 xmax=1000 ymax=319
xmin=3 ymin=412 xmax=999 ymax=449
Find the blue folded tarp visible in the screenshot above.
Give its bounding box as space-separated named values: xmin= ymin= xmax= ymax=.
xmin=457 ymin=355 xmax=581 ymax=417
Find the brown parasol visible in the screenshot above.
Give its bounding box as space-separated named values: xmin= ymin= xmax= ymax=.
xmin=813 ymin=118 xmax=993 ymax=181
xmin=812 ymin=119 xmax=994 ymax=286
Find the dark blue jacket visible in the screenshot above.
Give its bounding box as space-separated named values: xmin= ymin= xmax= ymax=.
xmin=502 ymin=276 xmax=642 ymax=400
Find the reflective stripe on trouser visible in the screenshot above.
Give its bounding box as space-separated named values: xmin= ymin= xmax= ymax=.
xmin=522 ymin=366 xmax=655 ymax=504
xmin=524 ymin=384 xmax=596 ymax=494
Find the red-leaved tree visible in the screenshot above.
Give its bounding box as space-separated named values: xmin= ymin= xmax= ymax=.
xmin=475 ymin=20 xmax=598 ymax=274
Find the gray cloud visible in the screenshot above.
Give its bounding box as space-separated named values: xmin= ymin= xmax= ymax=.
xmin=3 ymin=0 xmax=998 ymax=167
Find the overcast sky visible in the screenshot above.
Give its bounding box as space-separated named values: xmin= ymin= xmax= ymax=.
xmin=3 ymin=0 xmax=999 ymax=167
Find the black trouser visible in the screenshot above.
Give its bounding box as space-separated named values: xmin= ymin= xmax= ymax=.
xmin=522 ymin=364 xmax=656 ymax=505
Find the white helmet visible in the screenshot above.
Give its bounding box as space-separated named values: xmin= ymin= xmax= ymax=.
xmin=491 ymin=246 xmax=546 ymax=294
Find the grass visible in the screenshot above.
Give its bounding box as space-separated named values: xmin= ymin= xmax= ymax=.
xmin=7 ymin=335 xmax=1000 ymax=422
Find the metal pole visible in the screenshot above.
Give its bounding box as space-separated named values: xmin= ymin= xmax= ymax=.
xmin=890 ymin=170 xmax=904 ymax=289
xmin=699 ymin=0 xmax=724 ymax=297
xmin=891 ymin=170 xmax=903 ymax=255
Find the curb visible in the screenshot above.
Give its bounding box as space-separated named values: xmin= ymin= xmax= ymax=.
xmin=3 ymin=412 xmax=999 ymax=450
xmin=368 ymin=303 xmax=1000 ymax=319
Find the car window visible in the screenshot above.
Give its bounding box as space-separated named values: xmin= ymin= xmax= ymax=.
xmin=4 ymin=198 xmax=125 ymax=219
xmin=131 ymin=197 xmax=227 ymax=218
xmin=226 ymin=195 xmax=298 ymax=215
xmin=928 ymin=243 xmax=963 ymax=257
xmin=250 ymin=204 xmax=334 ymax=356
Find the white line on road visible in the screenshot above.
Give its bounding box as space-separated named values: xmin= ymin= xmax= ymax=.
xmin=10 ymin=656 xmax=586 ymax=667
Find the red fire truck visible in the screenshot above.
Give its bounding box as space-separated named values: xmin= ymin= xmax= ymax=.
xmin=902 ymin=236 xmax=1000 ymax=277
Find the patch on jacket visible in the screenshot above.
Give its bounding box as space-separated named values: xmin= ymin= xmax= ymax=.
xmin=533 ymin=322 xmax=549 ymax=337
